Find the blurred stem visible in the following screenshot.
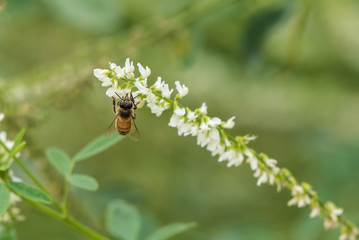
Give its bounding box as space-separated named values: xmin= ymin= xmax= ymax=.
xmin=284 ymin=0 xmax=314 ymax=70
xmin=21 ymin=197 xmax=109 ymax=240
xmin=62 ymin=161 xmax=75 ymax=214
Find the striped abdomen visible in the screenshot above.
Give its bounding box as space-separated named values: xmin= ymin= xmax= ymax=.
xmin=116 ymin=117 xmax=132 ymax=135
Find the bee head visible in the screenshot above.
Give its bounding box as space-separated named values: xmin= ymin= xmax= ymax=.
xmin=119 ymin=100 xmax=133 ymax=109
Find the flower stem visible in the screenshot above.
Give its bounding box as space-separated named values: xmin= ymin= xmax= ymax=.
xmin=22 ymin=198 xmax=110 ymax=240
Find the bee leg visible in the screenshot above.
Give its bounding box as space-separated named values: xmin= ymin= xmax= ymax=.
xmin=132 ymin=112 xmax=136 ymax=119
xmin=112 ymin=97 xmax=116 ymax=113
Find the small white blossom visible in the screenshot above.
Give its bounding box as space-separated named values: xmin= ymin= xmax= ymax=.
xmin=186 ymin=111 xmax=197 ymax=122
xmin=154 ymin=77 xmax=164 ymax=90
xmin=94 ymin=69 xmax=112 ymax=86
xmin=174 ymin=107 xmax=186 ymax=116
xmin=0 ymin=113 xmax=4 ymax=122
xmin=175 ymin=81 xmax=189 ymax=98
xmin=190 ymin=125 xmax=199 ymax=136
xmin=135 ymin=81 xmax=150 ymax=95
xmin=147 ymin=102 xmax=165 ymax=117
xmin=310 ymin=205 xmax=321 ymax=218
xmin=124 ymin=58 xmax=135 ymax=79
xmin=227 ymin=151 xmax=244 ymax=167
xmin=109 ymin=62 xmax=117 ymax=71
xmin=244 ymin=149 xmax=258 ymax=171
xmin=161 ymin=84 xmax=173 ymax=98
xmin=115 ymin=66 xmax=125 ymax=79
xmin=223 ymin=116 xmax=235 ymax=129
xmin=137 ymin=63 xmax=151 ymax=79
xmin=197 ymin=130 xmax=210 ymax=147
xmin=199 ymin=103 xmax=207 ymax=115
xmin=169 ymin=114 xmax=181 ymax=128
xmin=178 ymin=122 xmax=192 ymax=136
xmin=208 ymin=117 xmax=221 ymax=127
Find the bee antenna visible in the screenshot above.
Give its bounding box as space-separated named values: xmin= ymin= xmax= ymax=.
xmin=114 ymin=92 xmax=121 ymax=99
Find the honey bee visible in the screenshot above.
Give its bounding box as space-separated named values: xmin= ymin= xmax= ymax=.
xmin=108 ymin=92 xmax=139 ymax=140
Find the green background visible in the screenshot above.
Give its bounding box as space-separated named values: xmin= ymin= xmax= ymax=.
xmin=1 ymin=0 xmax=359 ymax=239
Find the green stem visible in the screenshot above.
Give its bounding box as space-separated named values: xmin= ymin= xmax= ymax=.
xmin=23 ymin=198 xmax=110 ymax=240
xmin=62 ymin=161 xmax=76 ymax=213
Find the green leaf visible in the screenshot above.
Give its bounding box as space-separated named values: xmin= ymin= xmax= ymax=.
xmin=73 ymin=134 xmax=125 ymax=162
xmin=0 ymin=162 xmax=11 ymax=171
xmin=145 ymin=222 xmax=197 ymax=240
xmin=13 ymin=129 xmax=26 ymax=147
xmin=106 ymin=199 xmax=141 ymax=240
xmin=0 ymin=183 xmax=10 ymax=216
xmin=46 ymin=148 xmax=72 ymax=176
xmin=0 ymin=140 xmax=26 ymax=171
xmin=67 ymin=174 xmax=98 ymax=191
xmin=8 ymin=182 xmax=52 ymax=204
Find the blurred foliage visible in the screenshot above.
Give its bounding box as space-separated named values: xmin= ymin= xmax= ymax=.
xmin=1 ymin=0 xmax=359 ymax=239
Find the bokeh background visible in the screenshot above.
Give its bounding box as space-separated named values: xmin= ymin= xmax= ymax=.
xmin=1 ymin=0 xmax=359 ymax=239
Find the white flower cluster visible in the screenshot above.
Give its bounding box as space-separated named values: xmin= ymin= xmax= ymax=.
xmin=168 ymin=102 xmax=251 ymax=167
xmin=94 ymin=58 xmax=188 ymax=117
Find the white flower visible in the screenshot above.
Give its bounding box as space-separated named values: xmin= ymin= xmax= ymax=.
xmin=310 ymin=205 xmax=321 ymax=218
xmin=147 ymin=102 xmax=165 ymax=117
xmin=175 ymin=81 xmax=189 ymax=98
xmin=186 ymin=111 xmax=197 ymax=122
xmin=124 ymin=58 xmax=135 ymax=79
xmin=174 ymin=107 xmax=186 ymax=116
xmin=161 ymin=84 xmax=173 ymax=98
xmin=197 ymin=131 xmax=210 ymax=147
xmin=256 ymin=171 xmax=268 ymax=185
xmin=199 ymin=102 xmax=207 ymax=115
xmin=115 ymin=66 xmax=125 ymax=79
xmin=154 ymin=77 xmax=164 ymax=91
xmin=227 ymin=151 xmax=244 ymax=167
xmin=244 ymin=149 xmax=258 ymax=171
xmin=135 ymin=81 xmax=150 ymax=95
xmin=0 ymin=113 xmax=4 ymax=122
xmin=178 ymin=122 xmax=192 ymax=136
xmin=190 ymin=125 xmax=199 ymax=136
xmin=208 ymin=117 xmax=221 ymax=127
xmin=137 ymin=63 xmax=151 ymax=79
xmin=94 ymin=69 xmax=112 ymax=86
xmin=223 ymin=116 xmax=235 ymax=129
xmin=169 ymin=114 xmax=181 ymax=128
xmin=109 ymin=62 xmax=117 ymax=71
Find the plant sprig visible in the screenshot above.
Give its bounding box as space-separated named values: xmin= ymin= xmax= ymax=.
xmin=94 ymin=58 xmax=359 ymax=240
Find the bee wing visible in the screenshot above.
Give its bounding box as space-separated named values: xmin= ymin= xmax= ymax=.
xmin=128 ymin=118 xmax=140 ymax=141
xmin=106 ymin=116 xmax=117 ymax=136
